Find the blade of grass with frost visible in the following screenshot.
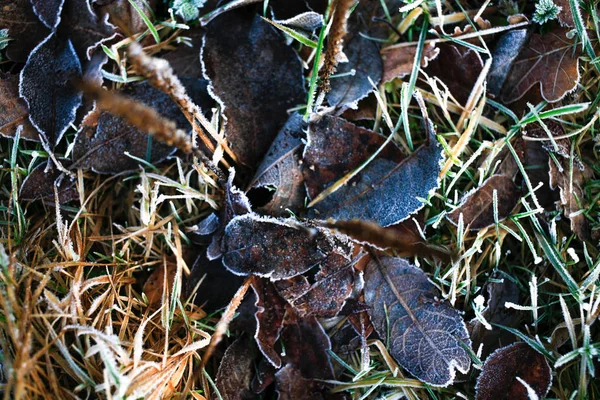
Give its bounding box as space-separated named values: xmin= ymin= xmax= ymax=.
xmin=568 ymin=0 xmax=598 ymax=72
xmin=305 ymin=22 xmax=328 ymax=118
xmin=526 ymin=103 xmax=560 ymax=152
xmin=492 ymin=323 xmax=555 ymax=361
xmin=519 ymin=103 xmax=590 ymax=125
xmin=129 ymin=0 xmax=161 ymax=44
xmin=101 ymin=70 xmax=144 ymax=83
xmin=261 ymin=17 xmax=318 ymax=48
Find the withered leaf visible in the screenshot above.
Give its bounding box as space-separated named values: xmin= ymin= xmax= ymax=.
xmin=143 ymin=260 xmax=175 ymax=307
xmin=554 ymin=0 xmax=575 ymax=27
xmin=0 ymin=0 xmax=49 ymax=62
xmin=501 ymin=28 xmax=581 ymax=103
xmin=248 ymin=113 xmax=307 ymax=217
xmin=252 ymin=277 xmax=287 ymax=368
xmin=382 ymin=43 xmax=439 ymax=84
xmin=72 ymin=78 xmax=213 ymax=173
xmin=525 ymin=120 xmax=571 ymax=159
xmin=365 ymin=257 xmax=471 ymax=386
xmin=476 ymin=342 xmax=552 ymax=400
xmin=0 ymin=73 xmax=40 ymax=141
xmin=202 ymin=11 xmax=305 ymax=167
xmin=222 ymin=213 xmax=353 ymax=280
xmin=162 ymin=27 xmax=204 ymax=78
xmin=275 ymin=364 xmax=330 ymax=400
xmin=30 ymin=0 xmax=64 ymax=29
xmin=63 ymin=0 xmax=117 ymax=60
xmin=20 ymin=31 xmax=82 ymax=145
xmin=522 ymin=140 xmax=556 ymax=209
xmin=304 ymin=115 xmax=443 ymax=227
xmin=19 ymin=160 xmax=77 ymax=203
xmin=100 ymin=0 xmax=156 ymax=37
xmin=488 ymin=29 xmax=529 ymax=97
xmin=549 ymin=155 xmax=592 ymax=241
xmin=215 ymin=336 xmax=257 ymax=400
xmin=447 ymin=175 xmax=519 ymax=230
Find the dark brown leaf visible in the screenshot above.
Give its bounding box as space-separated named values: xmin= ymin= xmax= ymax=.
xmin=19 ymin=160 xmax=77 ymax=203
xmin=501 ymin=28 xmax=581 ymax=103
xmin=222 ymin=213 xmax=353 ymax=280
xmin=524 ymin=120 xmax=571 ymax=159
xmin=215 ymin=336 xmax=258 ymax=400
xmin=0 ymin=73 xmax=40 ymax=141
xmin=20 ymin=32 xmax=82 ymax=145
xmin=251 ymin=277 xmax=287 ymax=368
xmin=549 ymin=155 xmax=592 ymax=241
xmin=382 ymin=43 xmax=439 ymax=84
xmin=63 ymin=0 xmax=117 ymax=60
xmin=143 ymin=260 xmax=175 ymax=307
xmin=162 ymin=27 xmax=203 ymax=78
xmin=522 ymin=140 xmax=556 ymax=208
xmin=304 ymin=115 xmax=443 ymax=227
xmin=365 ymin=256 xmax=471 ymax=386
xmin=447 ymin=175 xmax=520 ymax=230
xmin=201 ymin=11 xmax=305 ymax=167
xmin=476 ymin=342 xmax=552 ymax=400
xmin=30 ymin=0 xmax=64 ymax=29
xmin=100 ymin=0 xmax=156 ymax=37
xmin=554 ymin=0 xmax=575 ymax=27
xmin=72 ymin=78 xmax=213 ymax=173
xmin=247 ymin=113 xmax=307 ymax=217
xmin=0 ymin=0 xmax=49 ymax=62
xmin=275 ymin=364 xmax=329 ymax=400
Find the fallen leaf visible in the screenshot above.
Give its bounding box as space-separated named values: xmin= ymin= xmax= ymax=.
xmin=20 ymin=31 xmax=83 ymax=145
xmin=488 ymin=29 xmax=530 ymax=97
xmin=202 ymin=11 xmax=305 ymax=167
xmin=447 ymin=175 xmax=520 ymax=230
xmin=0 ymin=73 xmax=40 ymax=141
xmin=475 ymin=342 xmax=552 ymax=400
xmin=222 ymin=213 xmax=353 ymax=280
xmin=72 ymin=78 xmax=213 ymax=173
xmin=500 ymin=28 xmax=581 ymax=103
xmin=163 ymin=27 xmax=204 ymax=78
xmin=143 ymin=260 xmax=176 ymax=307
xmin=100 ymin=0 xmax=157 ymax=37
xmin=304 ymin=115 xmax=443 ymax=227
xmin=251 ymin=277 xmax=287 ymax=368
xmin=382 ymin=43 xmax=439 ymax=83
xmin=549 ymin=155 xmax=592 ymax=241
xmin=30 ymin=0 xmax=64 ymax=29
xmin=0 ymin=0 xmax=49 ymax=62
xmin=215 ymin=336 xmax=257 ymax=400
xmin=423 ymin=44 xmax=482 ymax=104
xmin=554 ymin=0 xmax=575 ymax=27
xmin=522 ymin=140 xmax=556 ymax=209
xmin=247 ymin=113 xmax=307 ymax=217
xmin=364 ymin=256 xmax=471 ymax=386
xmin=275 ymin=364 xmax=331 ymax=400
xmin=525 ymin=120 xmax=571 ymax=159
xmin=62 ymin=0 xmax=117 ymax=60
xmin=19 ymin=160 xmax=77 ymax=203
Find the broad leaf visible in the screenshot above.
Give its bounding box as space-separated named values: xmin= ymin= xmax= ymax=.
xmin=202 ymin=11 xmax=305 ymax=167
xmin=501 ymin=29 xmax=581 ymax=103
xmin=304 ymin=115 xmax=443 ymax=227
xmin=20 ymin=31 xmax=82 ymax=145
xmin=0 ymin=73 xmax=40 ymax=141
xmin=447 ymin=175 xmax=520 ymax=230
xmin=476 ymin=342 xmax=552 ymax=400
xmin=364 ymin=257 xmax=471 ymax=386
xmin=221 ymin=213 xmax=353 ymax=280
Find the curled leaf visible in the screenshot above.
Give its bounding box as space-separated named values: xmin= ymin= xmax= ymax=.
xmin=222 ymin=213 xmax=353 ymax=280
xmin=20 ymin=31 xmax=82 ymax=145
xmin=476 ymin=342 xmax=552 ymax=400
xmin=252 ymin=277 xmax=287 ymax=368
xmin=365 ymin=257 xmax=471 ymax=386
xmin=382 ymin=43 xmax=439 ymax=83
xmin=215 ymin=336 xmax=257 ymax=400
xmin=447 ymin=175 xmax=520 ymax=230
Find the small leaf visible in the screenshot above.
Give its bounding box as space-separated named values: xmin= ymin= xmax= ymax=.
xmin=201 ymin=11 xmax=305 ymax=167
xmin=222 ymin=213 xmax=353 ymax=280
xmin=0 ymin=0 xmax=49 ymax=62
xmin=30 ymin=0 xmax=65 ymax=29
xmin=447 ymin=175 xmax=520 ymax=230
xmin=382 ymin=42 xmax=439 ymax=83
xmin=215 ymin=336 xmax=257 ymax=400
xmin=142 ymin=259 xmax=175 ymax=307
xmin=476 ymin=342 xmax=552 ymax=400
xmin=500 ymin=28 xmax=581 ymax=103
xmin=0 ymin=72 xmax=40 ymax=141
xmin=19 ymin=31 xmax=82 ymax=145
xmin=19 ymin=160 xmax=77 ymax=203
xmin=252 ymin=277 xmax=287 ymax=368
xmin=247 ymin=113 xmax=307 ymax=217
xmin=364 ymin=256 xmax=471 ymax=386
xmin=554 ymin=0 xmax=575 ymax=27
xmin=304 ymin=116 xmax=443 ymax=227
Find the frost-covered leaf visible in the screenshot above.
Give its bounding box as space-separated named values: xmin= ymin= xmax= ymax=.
xmin=221 ymin=213 xmax=353 ymax=280
xmin=364 ymin=257 xmax=471 ymax=386
xmin=202 ymin=11 xmax=305 ymax=167
xmin=275 ymin=364 xmax=333 ymax=400
xmin=163 ymin=27 xmax=204 ymax=78
xmin=100 ymin=0 xmax=157 ymax=36
xmin=72 ymin=78 xmax=213 ymax=173
xmin=215 ymin=336 xmax=257 ymax=400
xmin=0 ymin=0 xmax=49 ymax=62
xmin=62 ymin=0 xmax=117 ymax=59
xmin=252 ymin=277 xmax=287 ymax=368
xmin=20 ymin=31 xmax=82 ymax=145
xmin=382 ymin=43 xmax=439 ymax=84
xmin=30 ymin=0 xmax=64 ymax=29
xmin=19 ymin=160 xmax=77 ymax=203
xmin=476 ymin=342 xmax=552 ymax=400
xmin=500 ymin=28 xmax=581 ymax=103
xmin=304 ymin=115 xmax=443 ymax=227
xmin=248 ymin=113 xmax=307 ymax=217
xmin=447 ymin=175 xmax=520 ymax=230
xmin=0 ymin=72 xmax=40 ymax=141
xmin=488 ymin=29 xmax=530 ymax=97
